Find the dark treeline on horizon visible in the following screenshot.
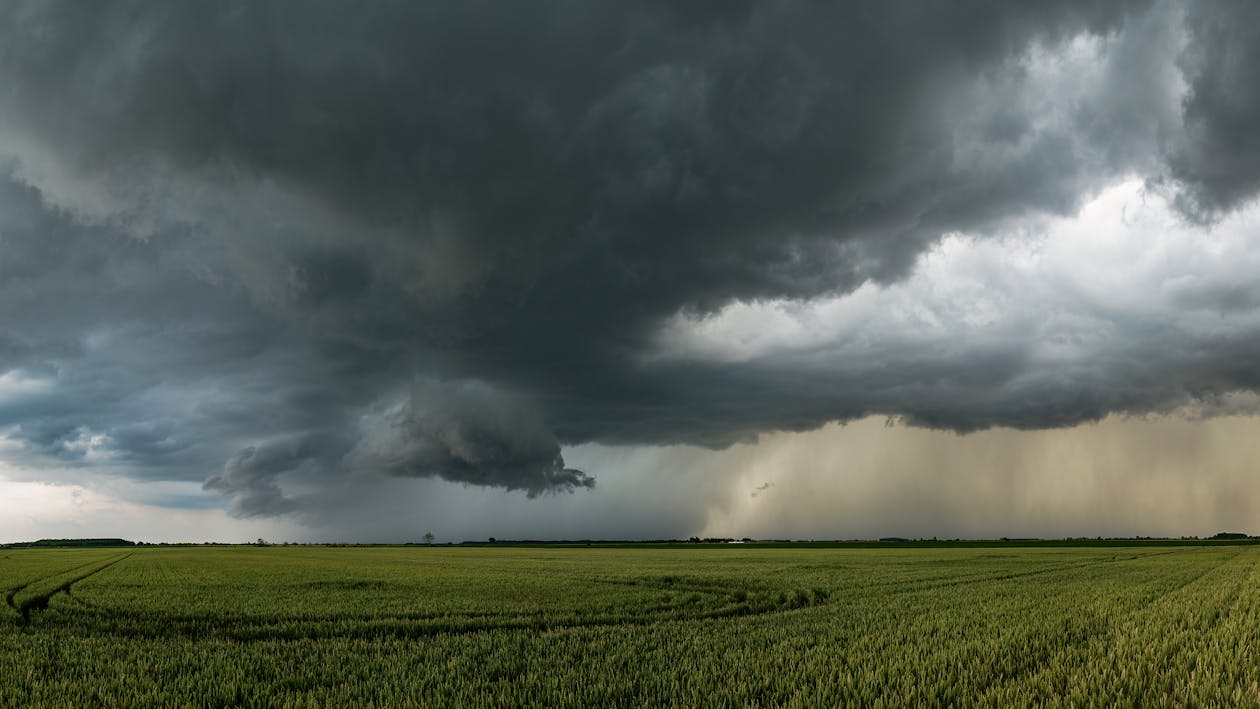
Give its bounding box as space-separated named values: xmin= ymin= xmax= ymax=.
xmin=2 ymin=538 xmax=136 ymax=548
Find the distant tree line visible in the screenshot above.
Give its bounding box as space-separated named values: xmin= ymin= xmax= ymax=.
xmin=2 ymin=538 xmax=135 ymax=548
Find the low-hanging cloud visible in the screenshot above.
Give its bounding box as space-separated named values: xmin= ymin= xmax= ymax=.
xmin=1 ymin=1 xmax=1260 ymax=517
xmin=203 ymin=438 xmax=313 ymax=518
xmin=345 ymin=381 xmax=593 ymax=497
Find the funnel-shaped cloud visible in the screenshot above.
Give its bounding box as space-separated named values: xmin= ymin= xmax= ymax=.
xmin=346 ymin=381 xmax=593 ymax=497
xmin=203 ymin=438 xmax=312 ymax=518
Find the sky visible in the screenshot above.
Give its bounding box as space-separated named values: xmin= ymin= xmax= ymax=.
xmin=3 ymin=1 xmax=1260 ymax=543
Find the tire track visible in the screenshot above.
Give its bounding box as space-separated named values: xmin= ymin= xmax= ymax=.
xmin=55 ymin=576 xmax=828 ymax=642
xmin=3 ymin=557 xmax=115 ymax=618
xmin=6 ymin=553 xmax=132 ymax=624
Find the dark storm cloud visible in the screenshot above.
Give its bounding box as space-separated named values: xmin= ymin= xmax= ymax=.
xmin=345 ymin=380 xmax=594 ymax=497
xmin=1 ymin=1 xmax=1260 ymax=515
xmin=203 ymin=438 xmax=314 ymax=518
xmin=1169 ymin=1 xmax=1260 ymax=219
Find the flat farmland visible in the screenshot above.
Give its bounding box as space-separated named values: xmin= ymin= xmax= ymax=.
xmin=3 ymin=544 xmax=1260 ymax=706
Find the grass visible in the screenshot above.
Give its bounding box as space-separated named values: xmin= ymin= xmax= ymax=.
xmin=3 ymin=544 xmax=1259 ymax=705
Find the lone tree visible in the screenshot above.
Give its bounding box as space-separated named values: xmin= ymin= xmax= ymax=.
xmin=422 ymin=532 xmax=435 ymax=545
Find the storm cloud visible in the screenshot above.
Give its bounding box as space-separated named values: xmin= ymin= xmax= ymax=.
xmin=1 ymin=1 xmax=1260 ymax=518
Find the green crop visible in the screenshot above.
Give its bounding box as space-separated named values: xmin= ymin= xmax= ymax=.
xmin=2 ymin=544 xmax=1258 ymax=705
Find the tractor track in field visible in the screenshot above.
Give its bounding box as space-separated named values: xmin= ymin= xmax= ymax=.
xmin=5 ymin=553 xmax=133 ymax=624
xmin=58 ymin=578 xmax=830 ymax=642
xmin=3 ymin=559 xmax=105 ymax=614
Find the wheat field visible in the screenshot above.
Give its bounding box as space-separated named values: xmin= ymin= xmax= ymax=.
xmin=3 ymin=544 xmax=1258 ymax=706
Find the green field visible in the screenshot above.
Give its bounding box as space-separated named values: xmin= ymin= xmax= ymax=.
xmin=4 ymin=544 xmax=1260 ymax=706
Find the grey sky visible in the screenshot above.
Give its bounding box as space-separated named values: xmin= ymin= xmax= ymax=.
xmin=2 ymin=1 xmax=1260 ymax=539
